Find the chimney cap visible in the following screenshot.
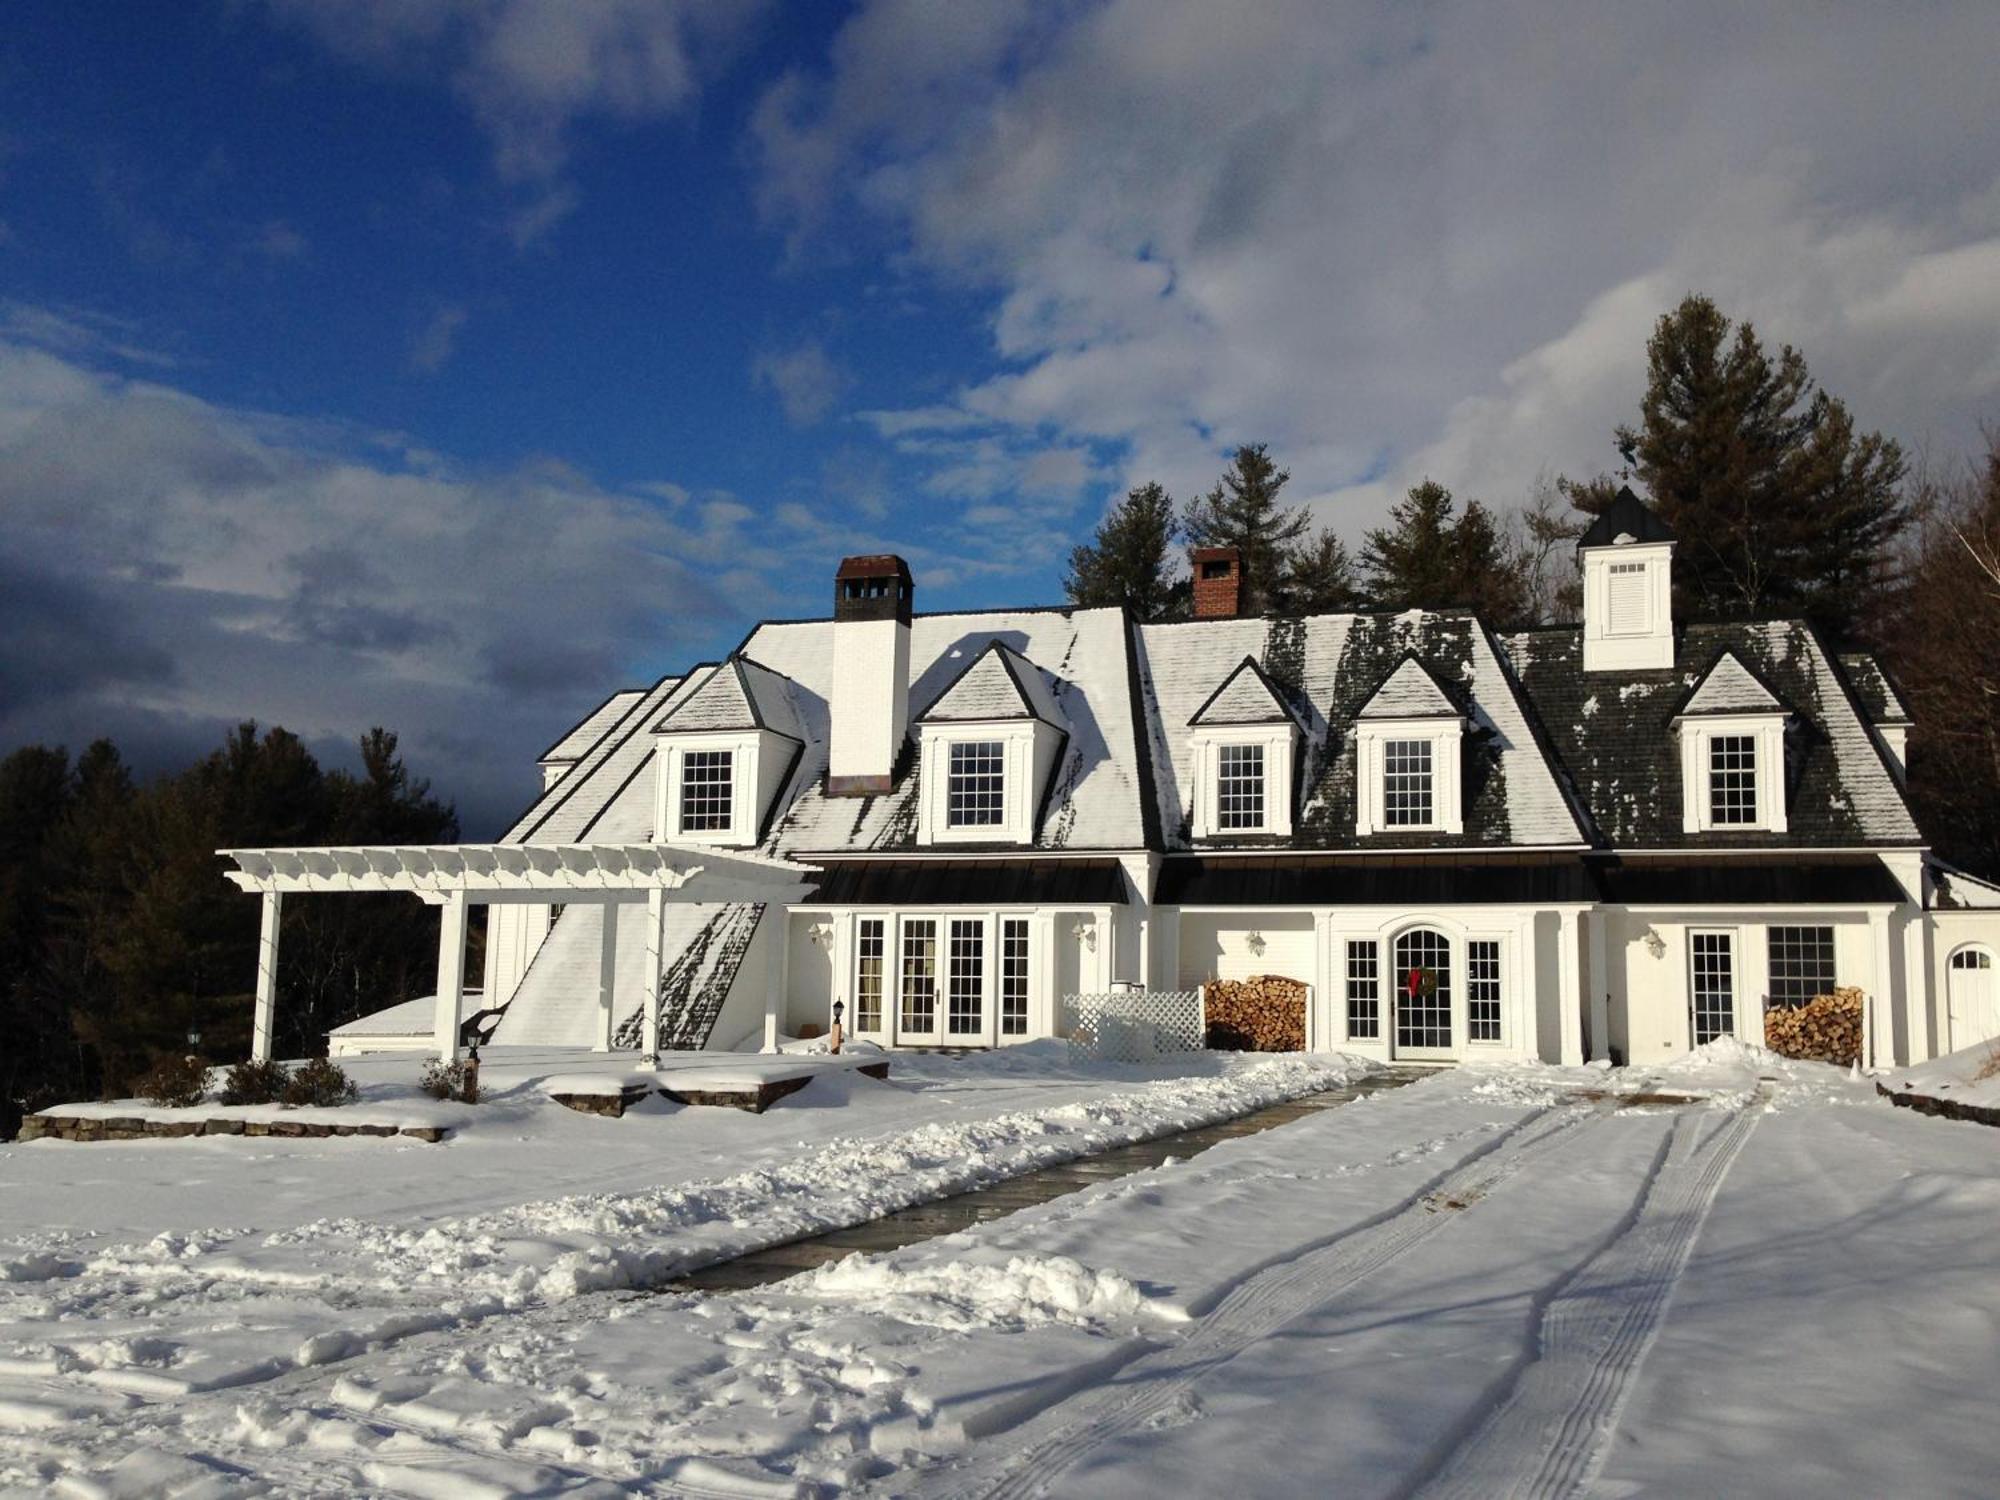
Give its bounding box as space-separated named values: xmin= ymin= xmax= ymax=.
xmin=1189 ymin=546 xmax=1240 ymax=564
xmin=835 ymin=553 xmax=914 ymax=624
xmin=835 ymin=553 xmax=913 ymax=582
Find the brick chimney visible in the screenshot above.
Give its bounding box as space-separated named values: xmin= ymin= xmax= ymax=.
xmin=828 ymin=555 xmax=913 ymax=795
xmin=1191 ymin=547 xmax=1243 ymax=620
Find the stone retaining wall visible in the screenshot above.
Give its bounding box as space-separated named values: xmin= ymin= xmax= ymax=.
xmin=17 ymin=1114 xmax=447 ymax=1143
xmin=1877 ymin=1082 xmax=2000 ymax=1128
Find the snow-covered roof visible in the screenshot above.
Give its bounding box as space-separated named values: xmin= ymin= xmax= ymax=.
xmin=539 ymin=689 xmax=644 ymax=764
xmin=1933 ymin=861 xmax=2000 ymax=910
xmin=1356 ymin=654 xmax=1462 ymax=720
xmin=1671 ymin=650 xmax=1786 ymax=718
xmin=329 ymin=995 xmax=434 ymax=1037
xmin=654 ymin=657 xmax=803 ymax=740
xmin=919 ymin=642 xmax=1066 ymax=728
xmin=1840 ymin=653 xmax=1912 ymax=725
xmin=1188 ymin=656 xmax=1298 ymax=728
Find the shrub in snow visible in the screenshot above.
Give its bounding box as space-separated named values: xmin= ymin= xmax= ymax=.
xmin=135 ymin=1053 xmax=210 ymax=1108
xmin=280 ymin=1057 xmax=359 ymax=1108
xmin=219 ymin=1059 xmax=289 ymax=1106
xmin=419 ymin=1057 xmax=471 ymax=1102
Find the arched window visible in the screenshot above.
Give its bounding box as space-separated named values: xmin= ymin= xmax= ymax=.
xmin=1394 ymin=928 xmax=1453 ymax=1052
xmin=1949 ymin=947 xmax=1992 ymax=970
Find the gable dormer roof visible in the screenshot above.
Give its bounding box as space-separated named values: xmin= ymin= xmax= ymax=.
xmin=1188 ymin=655 xmax=1300 ymax=729
xmin=1356 ymin=653 xmax=1462 ymax=720
xmin=1577 ymin=485 xmax=1675 ymax=549
xmin=653 ymin=656 xmax=804 ymax=741
xmin=1669 ymin=648 xmax=1787 ymax=720
xmin=918 ymin=641 xmax=1065 ymax=728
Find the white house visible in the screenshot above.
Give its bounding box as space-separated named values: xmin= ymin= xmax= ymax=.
xmin=448 ymin=490 xmax=2000 ymax=1068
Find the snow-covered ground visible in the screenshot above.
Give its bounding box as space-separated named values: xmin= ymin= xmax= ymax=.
xmin=1883 ymin=1035 xmax=2000 ymax=1109
xmin=4 ymin=1043 xmax=1998 ymax=1497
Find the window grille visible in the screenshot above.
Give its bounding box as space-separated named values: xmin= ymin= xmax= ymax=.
xmin=947 ymin=741 xmax=1006 ymax=827
xmin=1708 ymin=736 xmax=1758 ymax=825
xmin=899 ymin=918 xmax=937 ymax=1033
xmin=1216 ymin=744 xmax=1266 ymax=829
xmin=1766 ymin=925 xmax=1835 ymax=1008
xmin=1690 ymin=931 xmax=1735 ymax=1044
xmin=1345 ymin=940 xmax=1380 ymax=1039
xmin=1383 ymin=739 xmax=1434 ymax=827
xmin=854 ymin=917 xmax=884 ymax=1032
xmin=1467 ymin=939 xmax=1502 ymax=1041
xmin=679 ymin=749 xmax=733 ymax=833
xmin=1394 ymin=928 xmax=1452 ymax=1049
xmin=1000 ymin=918 xmax=1030 ymax=1035
xmin=947 ymin=918 xmax=984 ymax=1036
xmin=1607 ymin=561 xmax=1649 ymax=634
xmin=1951 ymin=948 xmax=1992 ymax=970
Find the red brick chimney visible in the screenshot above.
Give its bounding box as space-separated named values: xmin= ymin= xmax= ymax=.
xmin=1191 ymin=547 xmax=1243 ymax=619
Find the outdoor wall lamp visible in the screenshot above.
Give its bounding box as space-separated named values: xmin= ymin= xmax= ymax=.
xmin=808 ymin=920 xmax=834 ymax=950
xmin=1246 ymin=930 xmax=1268 ymax=956
xmin=1642 ymin=927 xmax=1667 ymax=960
xmin=1072 ymin=920 xmax=1097 ymax=952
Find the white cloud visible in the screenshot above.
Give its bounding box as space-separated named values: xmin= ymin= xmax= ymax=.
xmin=755 ymin=1 xmax=2000 ymax=534
xmin=751 ymin=339 xmax=849 ymax=426
xmin=407 ymin=304 xmax=470 ymax=374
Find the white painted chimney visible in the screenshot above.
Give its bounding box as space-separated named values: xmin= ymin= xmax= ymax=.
xmin=828 ymin=554 xmax=913 ymax=795
xmin=1579 ymin=486 xmax=1675 ymax=672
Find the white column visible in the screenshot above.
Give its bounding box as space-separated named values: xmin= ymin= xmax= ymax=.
xmin=595 ymin=901 xmax=621 ymax=1053
xmin=432 ymin=891 xmax=469 ymax=1062
xmin=1557 ymin=907 xmax=1584 ymax=1066
xmin=1585 ymin=909 xmax=1611 ymax=1062
xmin=641 ymin=889 xmax=667 ymax=1062
xmin=1902 ymin=906 xmax=1933 ymax=1064
xmin=1033 ymin=910 xmax=1059 ymax=1038
xmin=1310 ymin=911 xmax=1334 ymax=1052
xmin=1869 ymin=906 xmax=1895 ymax=1070
xmin=251 ymin=890 xmax=283 ymax=1062
xmin=764 ymin=907 xmax=787 ymax=1053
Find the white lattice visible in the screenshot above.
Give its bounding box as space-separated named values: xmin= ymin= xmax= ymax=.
xmin=1068 ymin=989 xmax=1206 ymax=1063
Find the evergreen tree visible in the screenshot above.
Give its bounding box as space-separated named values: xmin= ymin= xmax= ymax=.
xmin=1064 ymin=482 xmax=1179 ymax=618
xmin=1567 ymin=294 xmax=1909 ymax=635
xmin=1360 ymin=480 xmax=1532 ymax=623
xmin=1181 ymin=444 xmax=1311 ymax=613
xmin=1276 ymin=529 xmax=1362 ymax=614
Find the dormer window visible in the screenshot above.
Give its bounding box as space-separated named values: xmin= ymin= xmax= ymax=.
xmin=946 ymin=740 xmax=1006 ymax=828
xmin=1673 ymin=649 xmax=1789 ymax=834
xmin=1216 ymin=744 xmax=1267 ymax=829
xmin=1352 ymin=655 xmax=1465 ymax=837
xmin=1382 ymin=739 xmax=1434 ymax=826
xmin=1707 ymin=735 xmax=1757 ymax=825
xmin=679 ymin=749 xmax=734 ymax=833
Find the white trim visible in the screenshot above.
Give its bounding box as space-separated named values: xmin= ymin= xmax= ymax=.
xmin=1677 ymin=713 xmax=1789 ymax=834
xmin=1353 ymin=718 xmax=1465 ymax=836
xmin=1189 ymin=725 xmax=1297 ymax=838
xmin=1582 ymin=540 xmax=1674 ymax=671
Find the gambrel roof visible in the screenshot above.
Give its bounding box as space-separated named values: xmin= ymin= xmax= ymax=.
xmin=653 ymin=656 xmax=803 ymax=741
xmin=1669 ymin=649 xmax=1787 ymax=719
xmin=1188 ymin=656 xmax=1299 ymax=728
xmin=1355 ymin=654 xmax=1462 ymax=720
xmin=918 ymin=641 xmax=1065 ymax=727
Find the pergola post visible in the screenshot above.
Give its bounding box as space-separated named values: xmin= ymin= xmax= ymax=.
xmin=1557 ymin=907 xmax=1584 ymax=1066
xmin=433 ymin=891 xmax=469 ymax=1063
xmin=1585 ymin=908 xmax=1611 ymax=1062
xmin=595 ymin=902 xmax=620 ymax=1053
xmin=251 ymin=890 xmax=283 ymax=1062
xmin=763 ymin=906 xmax=786 ymax=1053
xmin=641 ymin=888 xmax=666 ymax=1063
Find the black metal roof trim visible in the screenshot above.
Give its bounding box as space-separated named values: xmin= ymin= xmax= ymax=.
xmin=1122 ymin=609 xmax=1164 ymax=851
xmin=1590 ymin=854 xmax=1906 ymax=906
xmin=535 ymin=686 xmax=643 ymax=764
xmin=1186 ymin=654 xmax=1301 ymax=728
xmin=914 ymin=640 xmax=1064 ymax=729
xmin=806 ymin=858 xmax=1129 ymax=907
xmin=1156 ymin=854 xmax=1597 ymax=906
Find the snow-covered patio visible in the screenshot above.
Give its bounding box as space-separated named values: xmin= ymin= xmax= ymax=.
xmin=3 ymin=1045 xmax=1998 ymax=1498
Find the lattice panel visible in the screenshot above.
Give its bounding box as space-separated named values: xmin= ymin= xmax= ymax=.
xmin=1068 ymin=989 xmax=1206 ymax=1063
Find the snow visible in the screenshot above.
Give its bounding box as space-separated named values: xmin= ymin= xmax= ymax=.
xmin=6 ymin=1048 xmax=1999 ymax=1497
xmin=1883 ymin=1036 xmax=2000 ymax=1108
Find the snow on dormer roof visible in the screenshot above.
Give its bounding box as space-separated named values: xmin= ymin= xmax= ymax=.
xmin=539 ymin=688 xmax=645 ymax=764
xmin=654 ymin=657 xmax=804 ymax=741
xmin=918 ymin=641 xmax=1065 ymax=728
xmin=1188 ymin=655 xmax=1300 ymax=728
xmin=1670 ymin=649 xmax=1786 ymax=719
xmin=1356 ymin=653 xmax=1462 ymax=720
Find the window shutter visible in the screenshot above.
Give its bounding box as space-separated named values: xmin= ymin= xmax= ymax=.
xmin=1607 ymin=563 xmax=1648 ymax=634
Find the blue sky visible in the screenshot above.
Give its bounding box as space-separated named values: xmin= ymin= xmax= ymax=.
xmin=5 ymin=1 xmax=1999 ymax=833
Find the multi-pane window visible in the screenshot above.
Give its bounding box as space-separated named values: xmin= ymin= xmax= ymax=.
xmin=1383 ymin=739 xmax=1434 ymax=827
xmin=1708 ymin=736 xmax=1758 ymax=825
xmin=1690 ymin=931 xmax=1735 ymax=1044
xmin=1345 ymin=940 xmax=1380 ymax=1040
xmin=947 ymin=919 xmax=985 ymax=1036
xmin=1394 ymin=928 xmax=1453 ymax=1050
xmin=678 ymin=749 xmax=733 ymax=833
xmin=854 ymin=918 xmax=885 ymax=1032
xmin=1767 ymin=925 xmax=1836 ymax=1008
xmin=900 ymin=919 xmax=937 ymax=1034
xmin=1000 ymin=918 xmax=1030 ymax=1036
xmin=1467 ymin=939 xmax=1502 ymax=1042
xmin=947 ymin=740 xmax=1006 ymax=828
xmin=1216 ymin=744 xmax=1266 ymax=830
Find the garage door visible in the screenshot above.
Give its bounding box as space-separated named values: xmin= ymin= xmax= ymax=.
xmin=1948 ymin=947 xmax=1997 ymax=1049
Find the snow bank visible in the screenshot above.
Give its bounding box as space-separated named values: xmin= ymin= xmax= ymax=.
xmin=796 ymin=1252 xmax=1184 ymax=1334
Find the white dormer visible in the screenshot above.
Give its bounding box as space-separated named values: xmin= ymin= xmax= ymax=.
xmin=1673 ymin=650 xmax=1789 ymax=834
xmin=914 ymin=643 xmax=1068 ymax=846
xmin=1352 ymin=655 xmax=1465 ymax=836
xmin=1579 ymin=486 xmax=1675 ymax=672
xmin=1188 ymin=656 xmax=1300 ymax=838
xmin=651 ymin=658 xmax=804 ymax=846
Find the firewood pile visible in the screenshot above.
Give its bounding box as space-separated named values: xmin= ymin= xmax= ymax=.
xmin=1204 ymin=975 xmax=1307 ymax=1052
xmin=1762 ymin=986 xmax=1863 ymax=1065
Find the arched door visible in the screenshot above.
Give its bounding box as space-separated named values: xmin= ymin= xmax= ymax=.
xmin=1394 ymin=928 xmax=1455 ymax=1060
xmin=1948 ymin=946 xmax=1997 ymax=1049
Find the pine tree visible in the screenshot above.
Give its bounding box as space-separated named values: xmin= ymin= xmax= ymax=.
xmin=1568 ymin=294 xmax=1909 ymax=635
xmin=1064 ymin=481 xmax=1179 ymax=618
xmin=1276 ymin=529 xmax=1362 ymax=614
xmin=1360 ymin=480 xmax=1532 ymax=624
xmin=1181 ymin=444 xmax=1311 ymax=613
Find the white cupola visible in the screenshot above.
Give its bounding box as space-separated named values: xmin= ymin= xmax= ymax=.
xmin=1578 ymin=486 xmax=1675 ymax=672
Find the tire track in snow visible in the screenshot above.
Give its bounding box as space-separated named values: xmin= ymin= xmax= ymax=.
xmin=1407 ymin=1092 xmax=1763 ymax=1500
xmin=907 ymin=1100 xmax=1613 ymax=1500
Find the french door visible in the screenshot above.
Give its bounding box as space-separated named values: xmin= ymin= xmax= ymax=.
xmin=1689 ymin=930 xmax=1736 ymax=1045
xmin=848 ymin=913 xmax=1031 ymax=1047
xmin=1393 ymin=928 xmax=1455 ymax=1060
xmin=897 ymin=917 xmax=942 ymax=1044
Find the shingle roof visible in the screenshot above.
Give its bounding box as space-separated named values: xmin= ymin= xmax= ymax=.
xmin=918 ymin=642 xmax=1065 ymax=727
xmin=1669 ymin=649 xmax=1786 ymax=718
xmin=538 ymin=689 xmax=645 ymax=764
xmin=1503 ymin=621 xmax=1921 ymax=849
xmin=654 ymin=657 xmax=803 ymax=740
xmin=1839 ymin=652 xmax=1912 ymax=725
xmin=1188 ymin=656 xmax=1299 ymax=727
xmin=1577 ymin=486 xmax=1675 ymax=548
xmin=1356 ymin=654 xmax=1462 ymax=720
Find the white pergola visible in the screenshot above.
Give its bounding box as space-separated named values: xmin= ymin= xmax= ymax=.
xmin=220 ymin=843 xmax=817 ymax=1063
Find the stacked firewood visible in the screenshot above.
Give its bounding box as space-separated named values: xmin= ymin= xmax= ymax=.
xmin=1204 ymin=975 xmax=1308 ymax=1052
xmin=1762 ymin=986 xmax=1863 ymax=1065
